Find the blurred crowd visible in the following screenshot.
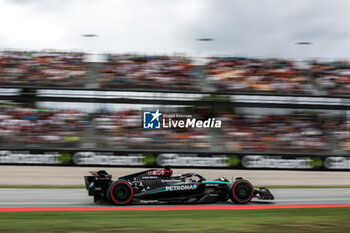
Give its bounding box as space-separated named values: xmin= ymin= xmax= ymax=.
xmin=310 ymin=60 xmax=350 ymax=95
xmin=0 ymin=104 xmax=87 ymax=147
xmin=323 ymin=117 xmax=350 ymax=151
xmin=0 ymin=51 xmax=87 ymax=87
xmin=94 ymin=110 xmax=211 ymax=150
xmin=0 ymin=50 xmax=349 ymax=155
xmin=218 ymin=113 xmax=329 ymax=153
xmin=1 ymin=51 xmax=350 ymax=96
xmin=98 ymin=55 xmax=198 ymax=90
xmin=1 ymin=103 xmax=349 ymax=154
xmin=206 ymin=57 xmax=309 ymax=93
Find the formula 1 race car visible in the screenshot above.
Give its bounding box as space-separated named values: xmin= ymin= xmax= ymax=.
xmin=84 ymin=167 xmax=274 ymax=205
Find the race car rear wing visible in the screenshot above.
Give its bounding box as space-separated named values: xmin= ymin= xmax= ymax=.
xmin=88 ymin=170 xmax=112 ymax=178
xmin=84 ymin=170 xmax=113 ymax=199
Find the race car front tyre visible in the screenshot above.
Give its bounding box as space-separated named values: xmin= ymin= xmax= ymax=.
xmin=107 ymin=181 xmax=134 ymax=205
xmin=228 ymin=179 xmax=254 ymax=204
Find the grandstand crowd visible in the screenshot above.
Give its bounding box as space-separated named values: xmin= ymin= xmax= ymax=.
xmin=311 ymin=60 xmax=350 ymax=95
xmin=0 ymin=103 xmax=349 ymax=154
xmin=0 ymin=51 xmax=349 ymax=155
xmin=218 ymin=113 xmax=329 ymax=152
xmin=1 ymin=51 xmax=350 ymax=95
xmin=0 ymin=103 xmax=87 ymax=147
xmin=206 ymin=57 xmax=310 ymax=94
xmin=94 ymin=110 xmax=211 ymax=150
xmin=0 ymin=51 xmax=86 ymax=87
xmin=99 ymin=55 xmax=198 ymax=90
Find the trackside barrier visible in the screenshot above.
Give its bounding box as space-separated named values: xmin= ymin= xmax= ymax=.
xmin=1 ymin=149 xmax=350 ymax=171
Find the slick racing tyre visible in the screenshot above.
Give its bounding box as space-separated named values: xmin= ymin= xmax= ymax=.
xmin=228 ymin=179 xmax=254 ymax=204
xmin=108 ymin=181 xmax=134 ymax=205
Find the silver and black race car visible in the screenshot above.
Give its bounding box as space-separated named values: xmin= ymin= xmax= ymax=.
xmin=84 ymin=166 xmax=274 ymax=205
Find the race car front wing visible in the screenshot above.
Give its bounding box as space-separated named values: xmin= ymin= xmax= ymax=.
xmin=254 ymin=187 xmax=274 ymax=200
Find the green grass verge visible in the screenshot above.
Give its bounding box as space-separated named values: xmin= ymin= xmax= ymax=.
xmin=2 ymin=185 xmax=350 ymax=189
xmin=1 ymin=208 xmax=350 ymax=233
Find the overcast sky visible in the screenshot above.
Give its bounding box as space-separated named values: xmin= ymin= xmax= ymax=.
xmin=1 ymin=0 xmax=350 ymax=59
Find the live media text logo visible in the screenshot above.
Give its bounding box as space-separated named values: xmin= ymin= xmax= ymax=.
xmin=143 ymin=109 xmax=222 ymax=129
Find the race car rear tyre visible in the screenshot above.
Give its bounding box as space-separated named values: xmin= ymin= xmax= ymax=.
xmin=228 ymin=179 xmax=254 ymax=204
xmin=108 ymin=181 xmax=134 ymax=205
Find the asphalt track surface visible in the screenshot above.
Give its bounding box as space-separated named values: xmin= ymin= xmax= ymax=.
xmin=1 ymin=188 xmax=350 ymax=208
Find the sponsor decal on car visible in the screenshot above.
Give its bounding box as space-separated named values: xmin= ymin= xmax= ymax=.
xmin=140 ymin=200 xmax=159 ymax=204
xmin=165 ymin=184 xmax=198 ymax=191
xmin=147 ymin=170 xmax=171 ymax=176
xmin=205 ymin=183 xmax=219 ymax=186
xmin=161 ymin=179 xmax=178 ymax=183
